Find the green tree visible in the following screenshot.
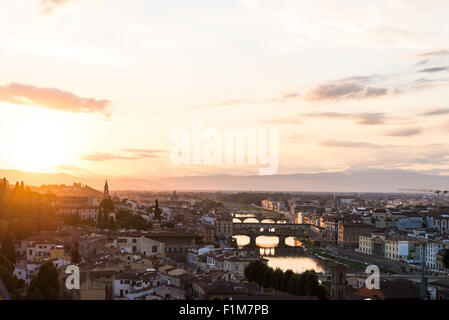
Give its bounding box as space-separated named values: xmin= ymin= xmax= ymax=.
xmin=281 ymin=269 xmax=294 ymax=292
xmin=98 ymin=198 xmax=115 ymax=228
xmin=274 ymin=268 xmax=283 ymax=290
xmin=287 ymin=274 xmax=299 ymax=294
xmin=154 ymin=199 xmax=162 ymax=220
xmin=27 ymin=262 xmax=60 ymax=300
xmin=263 ymin=267 xmax=275 ymax=288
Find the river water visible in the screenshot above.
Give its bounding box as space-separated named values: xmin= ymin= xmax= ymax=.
xmin=233 ymin=216 xmax=326 ymax=273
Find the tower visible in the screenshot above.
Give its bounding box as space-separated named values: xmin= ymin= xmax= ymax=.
xmin=104 ymin=180 xmax=109 ymax=199
xmin=330 ymin=265 xmax=347 ymax=300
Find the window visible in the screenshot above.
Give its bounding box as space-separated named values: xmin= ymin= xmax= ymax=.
xmin=152 ymin=245 xmax=158 ymax=253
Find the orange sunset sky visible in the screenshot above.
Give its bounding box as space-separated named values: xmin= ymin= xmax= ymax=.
xmin=1 ymin=0 xmax=449 ymax=179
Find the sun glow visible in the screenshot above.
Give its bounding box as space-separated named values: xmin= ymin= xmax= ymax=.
xmin=1 ymin=103 xmax=81 ymax=173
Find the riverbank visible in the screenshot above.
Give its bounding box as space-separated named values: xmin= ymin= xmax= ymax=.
xmin=302 ymin=241 xmax=366 ymax=272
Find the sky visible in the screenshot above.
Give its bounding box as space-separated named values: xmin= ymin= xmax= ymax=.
xmin=1 ymin=0 xmax=449 ymax=179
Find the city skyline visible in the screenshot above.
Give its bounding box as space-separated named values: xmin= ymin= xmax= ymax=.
xmin=1 ymin=0 xmax=449 ymax=180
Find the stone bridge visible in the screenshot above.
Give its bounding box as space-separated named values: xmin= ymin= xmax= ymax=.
xmin=232 ymin=222 xmax=319 ymax=247
xmin=232 ymin=213 xmax=287 ymax=224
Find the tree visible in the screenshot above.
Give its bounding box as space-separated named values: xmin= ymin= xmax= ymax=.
xmin=274 ymin=268 xmax=283 ymax=290
xmin=154 ymin=199 xmax=162 ymax=220
xmin=71 ymin=241 xmax=80 ymax=264
xmin=1 ymin=231 xmax=17 ymax=264
xmin=263 ymin=267 xmax=275 ymax=288
xmin=243 ymin=261 xmax=328 ymax=299
xmin=98 ymin=198 xmax=115 ymax=228
xmin=27 ymin=287 xmax=43 ymax=300
xmin=115 ymin=210 xmax=151 ymax=230
xmin=281 ymin=269 xmax=294 ymax=292
xmin=27 ymin=262 xmax=60 ymax=300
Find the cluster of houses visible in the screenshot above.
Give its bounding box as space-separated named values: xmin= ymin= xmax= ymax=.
xmin=292 ymin=195 xmax=449 ymax=272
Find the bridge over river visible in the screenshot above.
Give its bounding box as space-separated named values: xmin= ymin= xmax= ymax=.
xmin=232 ymin=220 xmax=321 ymax=255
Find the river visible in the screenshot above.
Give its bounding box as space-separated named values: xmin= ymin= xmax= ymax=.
xmin=233 ymin=232 xmax=325 ymax=273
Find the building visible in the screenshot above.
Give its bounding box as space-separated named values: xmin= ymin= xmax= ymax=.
xmin=430 ymin=214 xmax=449 ymax=234
xmin=112 ymin=270 xmax=165 ymax=299
xmin=215 ymin=215 xmax=233 ymax=239
xmin=106 ymin=234 xmax=165 ymax=257
xmin=426 ymin=239 xmax=449 ymax=270
xmin=338 ymin=222 xmax=374 ymax=249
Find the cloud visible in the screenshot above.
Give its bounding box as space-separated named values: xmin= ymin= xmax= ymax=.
xmin=383 ymin=127 xmax=421 ymax=137
xmin=319 ymin=140 xmax=381 ymax=148
xmin=302 ymin=112 xmax=387 ymax=125
xmin=82 ymin=149 xmax=165 ymax=162
xmin=305 ymin=79 xmax=389 ymax=101
xmin=192 ymin=91 xmax=301 ymax=109
xmin=415 ymin=50 xmax=449 ymax=58
xmin=40 ymin=0 xmax=71 ymax=14
xmin=416 ymin=59 xmax=430 ymax=66
xmin=267 ymin=92 xmax=301 ymax=103
xmin=0 ymin=82 xmax=111 ymax=117
xmin=418 ymin=66 xmax=449 ymax=73
xmin=365 ymin=86 xmax=389 ymax=97
xmin=419 ymin=108 xmax=449 ymax=116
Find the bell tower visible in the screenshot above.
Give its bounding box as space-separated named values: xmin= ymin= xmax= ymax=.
xmin=104 ymin=180 xmax=109 ymax=199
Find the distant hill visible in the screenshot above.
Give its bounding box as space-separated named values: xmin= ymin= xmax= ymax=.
xmin=0 ymin=169 xmax=166 ymax=191
xmin=2 ymin=168 xmax=449 ymax=193
xmin=154 ymin=169 xmax=449 ymax=192
xmin=30 ymin=183 xmax=104 ymax=197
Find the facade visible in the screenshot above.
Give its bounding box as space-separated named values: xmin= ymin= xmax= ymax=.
xmin=431 ymin=214 xmax=449 ymax=234
xmin=261 ymin=200 xmax=281 ymax=211
xmin=385 ymin=238 xmax=399 ymax=261
xmin=338 ymin=222 xmax=374 ymax=249
xmin=106 ymin=235 xmax=165 ymax=257
xmin=426 ymin=240 xmax=449 ymax=270
xmin=112 ymin=271 xmax=165 ymax=299
xmin=215 ymin=216 xmax=233 ymax=239
xmin=358 ymin=235 xmax=373 ymax=255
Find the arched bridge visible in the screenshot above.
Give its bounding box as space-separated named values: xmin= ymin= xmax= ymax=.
xmin=232 ymin=213 xmax=287 ymax=224
xmin=232 ymin=222 xmax=321 ymax=247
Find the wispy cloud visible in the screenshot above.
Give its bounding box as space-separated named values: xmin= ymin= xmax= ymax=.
xmin=192 ymin=91 xmax=301 ymax=109
xmin=302 ymin=112 xmax=387 ymax=125
xmin=0 ymin=82 xmax=111 ymax=117
xmin=304 ymin=77 xmax=389 ymax=101
xmin=383 ymin=127 xmax=421 ymax=137
xmin=415 ymin=50 xmax=449 ymax=58
xmin=418 ymin=66 xmax=449 ymax=73
xmin=82 ymin=149 xmax=166 ymax=162
xmin=319 ymin=140 xmax=381 ymax=148
xmin=419 ymin=108 xmax=449 ymax=116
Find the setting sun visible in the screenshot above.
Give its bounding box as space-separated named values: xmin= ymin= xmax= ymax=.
xmin=1 ymin=103 xmax=79 ymax=172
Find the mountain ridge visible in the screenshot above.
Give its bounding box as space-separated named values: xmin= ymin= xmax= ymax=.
xmin=1 ymin=168 xmax=449 ymax=193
